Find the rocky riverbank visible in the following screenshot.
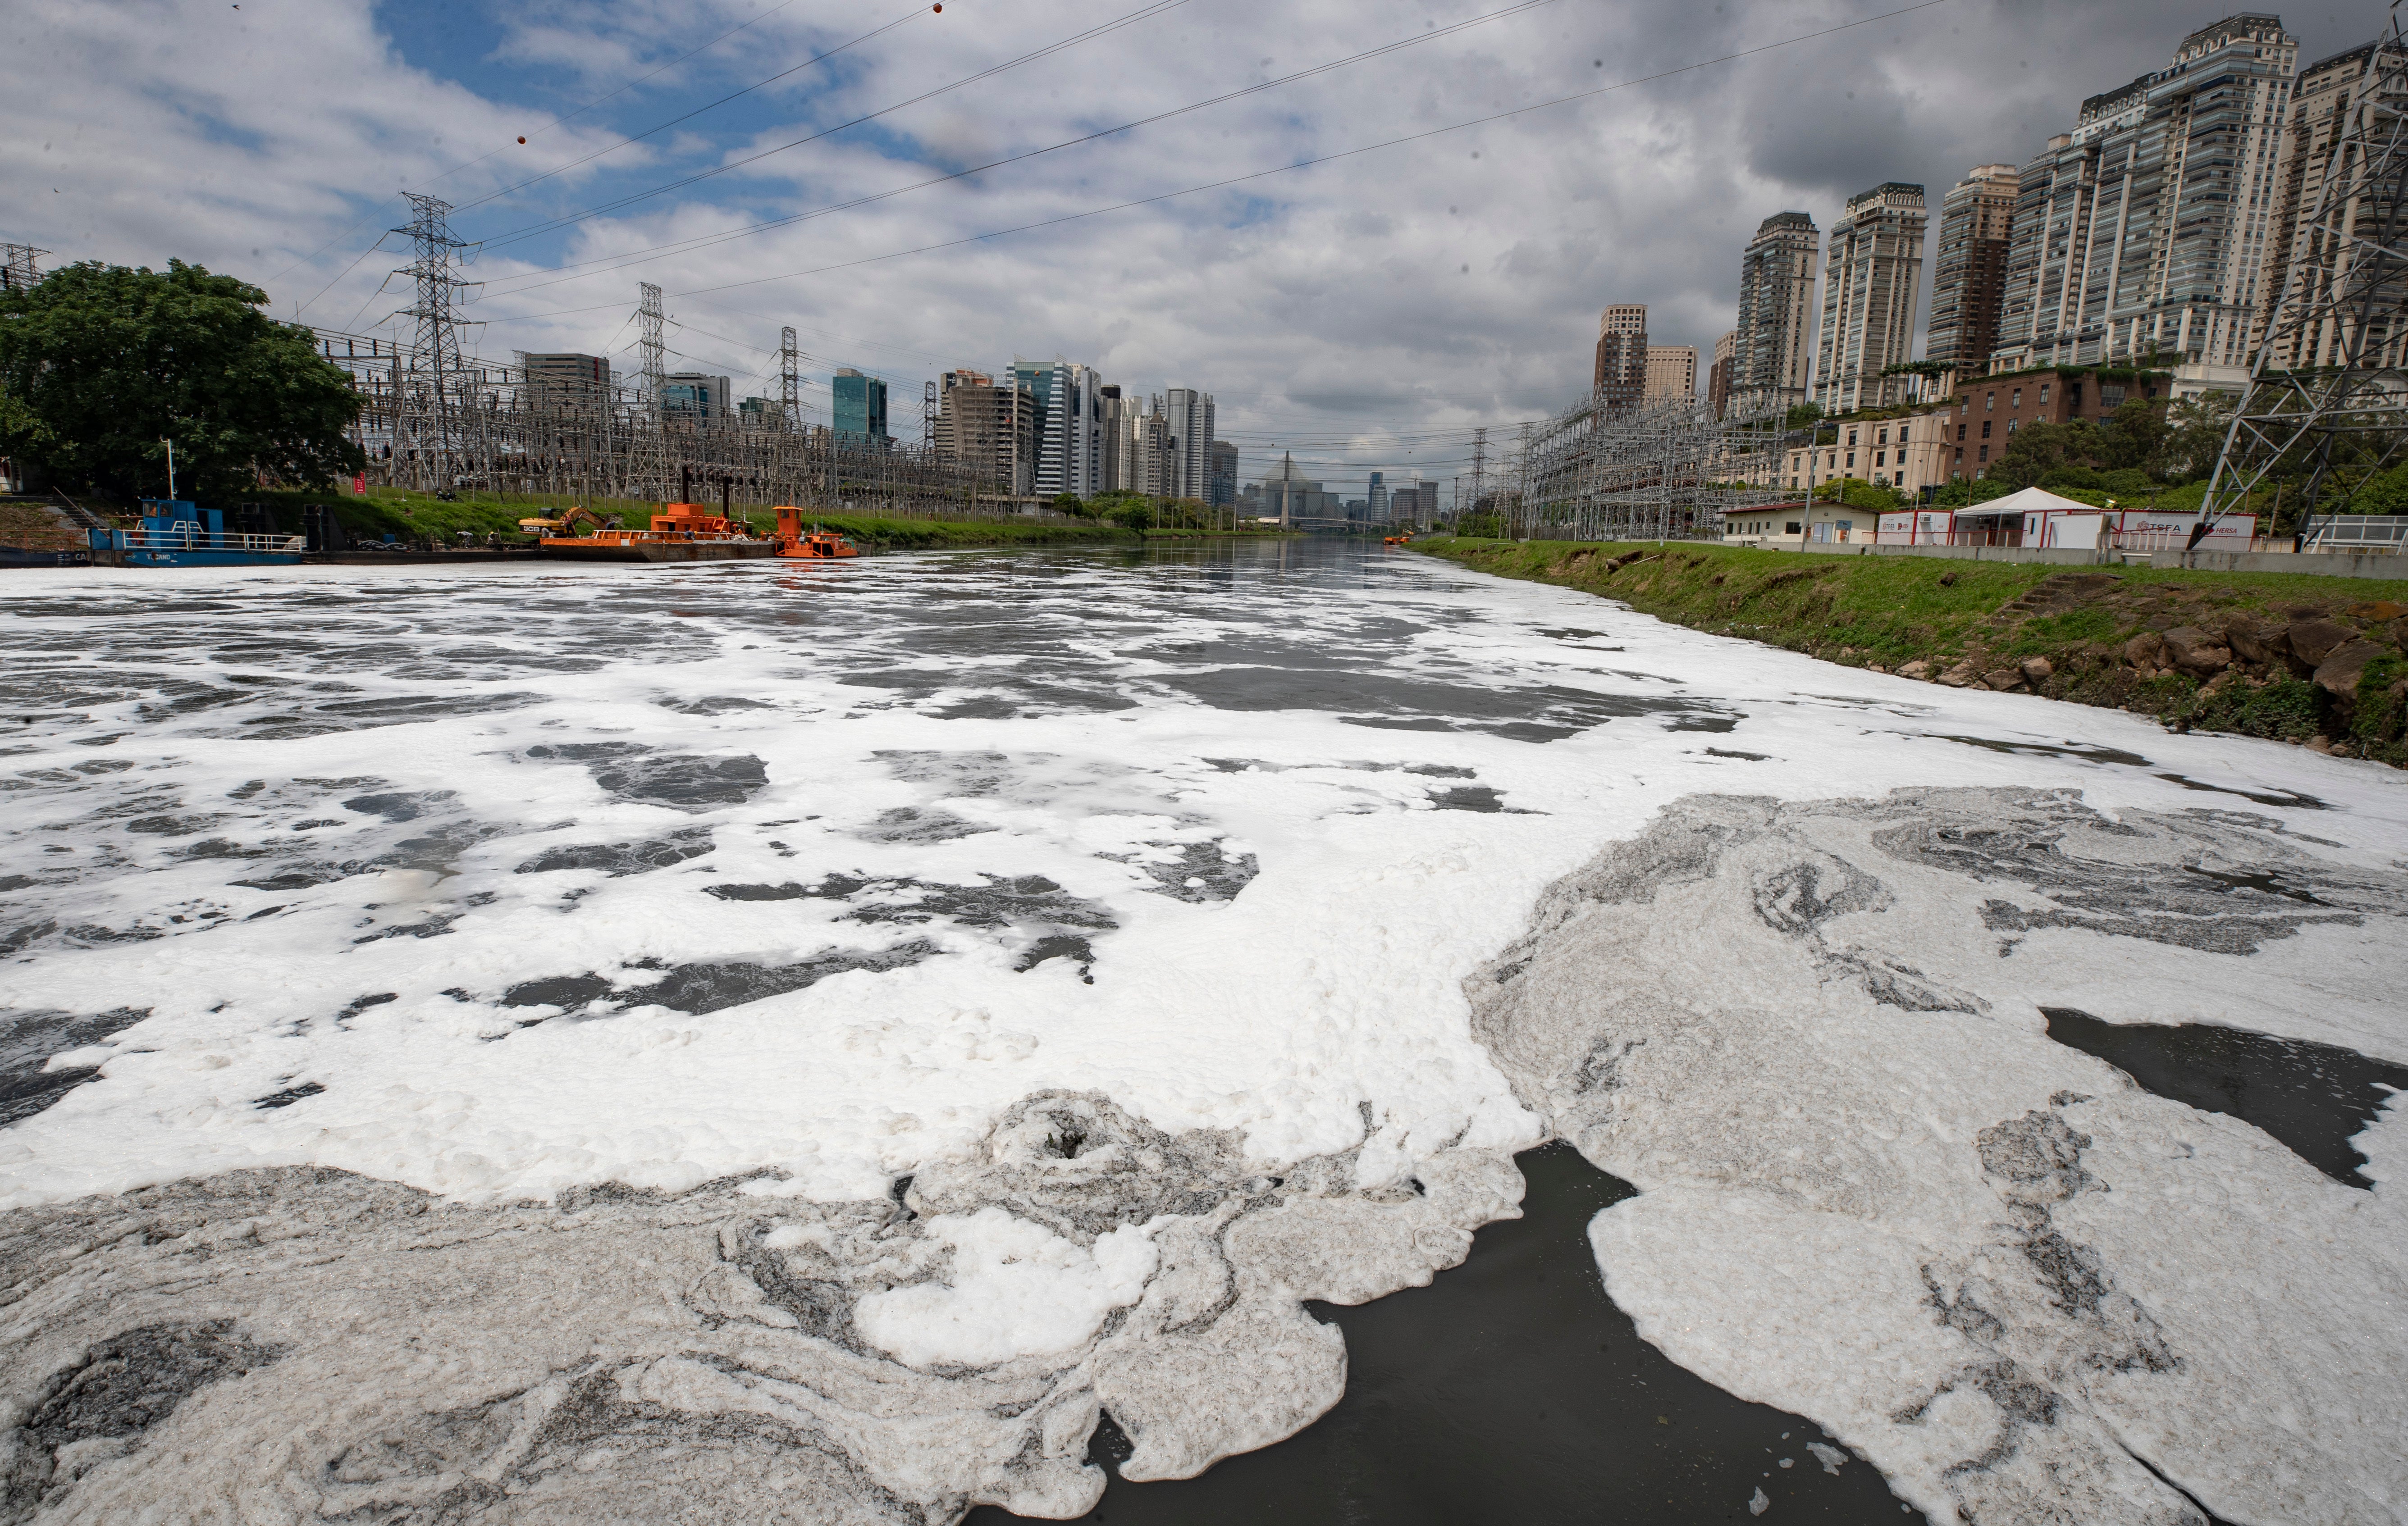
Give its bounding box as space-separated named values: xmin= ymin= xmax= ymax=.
xmin=1418 ymin=538 xmax=2408 ymax=766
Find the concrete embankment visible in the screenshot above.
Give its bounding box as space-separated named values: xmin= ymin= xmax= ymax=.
xmin=1418 ymin=537 xmax=2408 ymax=767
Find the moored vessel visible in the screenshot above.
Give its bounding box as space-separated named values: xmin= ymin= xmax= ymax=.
xmin=517 ymin=502 xmax=777 ymax=562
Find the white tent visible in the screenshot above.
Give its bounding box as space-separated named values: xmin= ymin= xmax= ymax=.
xmin=1950 ymin=485 xmax=2101 ymax=519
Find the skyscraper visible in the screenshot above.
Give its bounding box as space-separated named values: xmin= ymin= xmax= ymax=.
xmin=1012 ymin=359 xmax=1106 ymax=497
xmin=1736 ymin=212 xmax=1819 ymax=403
xmin=2258 ymin=34 xmax=2407 ymax=372
xmin=1812 ymin=183 xmax=1928 ymax=414
xmin=1925 ymin=164 xmax=2021 ymax=374
xmin=663 ymin=371 xmax=734 ymax=425
xmin=1645 ymin=345 xmax=1698 ymax=402
xmin=935 ymin=369 xmax=1035 ymax=495
xmin=1593 ymin=305 xmax=1649 ymax=414
xmin=1163 ymin=388 xmax=1215 ymax=500
xmin=1366 ymin=470 xmax=1389 ymax=521
xmin=832 ymin=369 xmax=888 ymax=442
xmin=1706 ymin=330 xmax=1737 ymax=417
xmin=1989 ymin=14 xmax=2299 ymax=373
xmin=1208 ymin=440 xmax=1238 ymax=507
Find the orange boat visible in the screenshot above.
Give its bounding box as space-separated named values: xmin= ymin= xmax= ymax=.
xmin=1383 ymin=532 xmax=1415 ymax=546
xmin=517 ymin=502 xmax=777 ymax=562
xmin=771 ymin=506 xmax=861 ymax=560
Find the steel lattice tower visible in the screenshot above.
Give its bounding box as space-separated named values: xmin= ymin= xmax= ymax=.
xmin=639 ymin=283 xmax=667 ymax=416
xmin=923 ymin=380 xmax=938 ymax=451
xmin=780 ymin=326 xmax=801 ymax=430
xmin=390 ymin=195 xmax=478 ymax=490
xmin=0 ymin=243 xmax=46 ymax=293
xmin=2199 ymin=5 xmax=2408 ymax=545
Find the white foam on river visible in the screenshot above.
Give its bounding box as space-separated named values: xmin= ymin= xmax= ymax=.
xmin=3 ymin=542 xmax=2405 ymax=1522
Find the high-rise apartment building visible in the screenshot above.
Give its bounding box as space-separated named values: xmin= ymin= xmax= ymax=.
xmin=1593 ymin=304 xmax=1649 ymax=413
xmin=1645 ymin=345 xmax=1698 ymax=402
xmin=1990 ymin=14 xmax=2299 ymax=373
xmin=1925 ymin=164 xmax=2021 ymax=373
xmin=1706 ymin=330 xmax=1737 ymax=417
xmin=935 ymin=369 xmax=1036 ymax=495
xmin=1813 ymin=183 xmax=1928 ymax=413
xmin=1736 ymin=212 xmax=1819 ymax=403
xmin=2258 ymin=34 xmax=2408 ymax=371
xmin=1366 ymin=470 xmax=1389 ymax=521
xmin=832 ymin=369 xmax=889 ymax=442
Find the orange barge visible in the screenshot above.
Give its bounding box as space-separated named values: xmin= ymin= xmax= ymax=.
xmin=519 ymin=502 xmax=777 ymax=562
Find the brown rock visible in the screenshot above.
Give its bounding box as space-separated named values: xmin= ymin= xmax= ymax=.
xmin=1938 ymin=662 xmax=1979 ymax=688
xmin=2020 ymin=656 xmax=2054 ymax=685
xmin=2161 ymin=627 xmax=2231 ymax=676
xmin=2387 ymin=616 xmax=2408 ymax=651
xmin=2125 ymin=631 xmax=2167 ymax=670
xmin=2313 ymin=638 xmax=2389 ymax=700
xmin=2288 ymin=616 xmax=2354 ymax=668
xmin=2308 ymin=734 xmax=2333 ymax=753
xmin=2346 ymin=600 xmax=2405 ymax=621
xmin=1985 ymin=671 xmax=2022 ymax=692
xmin=2222 ymin=619 xmax=2281 ymax=665
xmin=1897 ymin=660 xmax=1933 ymax=680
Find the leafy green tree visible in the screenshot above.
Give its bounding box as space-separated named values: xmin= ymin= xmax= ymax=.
xmin=1810 ymin=476 xmax=1907 ymax=511
xmin=0 ymin=260 xmax=362 ymax=503
xmin=2160 ymin=393 xmax=2233 ymax=482
xmin=1783 ymin=401 xmax=1824 ymax=431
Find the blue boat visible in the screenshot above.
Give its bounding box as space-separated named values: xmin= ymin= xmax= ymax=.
xmin=89 ymin=501 xmax=303 ymax=567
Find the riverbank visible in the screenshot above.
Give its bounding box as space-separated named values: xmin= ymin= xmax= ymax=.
xmin=1416 ymin=536 xmax=2408 ymax=766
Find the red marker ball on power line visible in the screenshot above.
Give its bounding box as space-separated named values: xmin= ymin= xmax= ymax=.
xmin=518 ymin=136 xmax=527 ymax=144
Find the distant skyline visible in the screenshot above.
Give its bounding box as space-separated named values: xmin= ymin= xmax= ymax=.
xmin=5 ymin=1 xmax=2375 ymax=496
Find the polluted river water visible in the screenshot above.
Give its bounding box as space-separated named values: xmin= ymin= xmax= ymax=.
xmin=0 ymin=538 xmax=2403 ymax=1524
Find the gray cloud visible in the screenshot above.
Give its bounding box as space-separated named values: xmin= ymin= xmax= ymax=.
xmin=2 ymin=0 xmax=2369 ymax=492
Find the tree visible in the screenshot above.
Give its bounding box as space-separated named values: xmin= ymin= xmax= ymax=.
xmin=0 ymin=260 xmax=362 ymax=503
xmin=2160 ymin=393 xmax=2233 ymax=482
xmin=1811 ymin=476 xmax=1907 ymax=511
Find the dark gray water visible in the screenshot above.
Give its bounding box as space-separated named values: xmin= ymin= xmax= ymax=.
xmin=968 ymin=1144 xmax=1923 ymax=1525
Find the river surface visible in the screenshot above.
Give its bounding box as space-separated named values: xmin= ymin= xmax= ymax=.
xmin=1 ymin=538 xmax=2403 ymax=1524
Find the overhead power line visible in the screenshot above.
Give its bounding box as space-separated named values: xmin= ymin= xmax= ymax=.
xmin=471 ymin=0 xmax=1196 ymax=254
xmin=476 ymin=0 xmax=1954 ymax=327
xmin=470 ymin=0 xmax=1566 ymax=297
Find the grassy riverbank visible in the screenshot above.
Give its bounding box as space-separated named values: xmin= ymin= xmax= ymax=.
xmin=130 ymin=487 xmax=1137 ymax=550
xmin=1417 ymin=536 xmax=2408 ymax=766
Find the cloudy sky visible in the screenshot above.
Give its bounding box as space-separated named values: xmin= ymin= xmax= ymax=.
xmin=5 ymin=0 xmax=2379 ymax=492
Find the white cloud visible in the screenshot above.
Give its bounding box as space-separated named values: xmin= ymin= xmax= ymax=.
xmin=5 ymin=0 xmax=2363 ymax=491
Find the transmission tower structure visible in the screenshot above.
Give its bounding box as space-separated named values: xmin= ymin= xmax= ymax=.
xmin=390 ymin=195 xmax=481 ymax=491
xmin=923 ymin=380 xmax=938 ymax=451
xmin=2199 ymin=7 xmax=2408 ymax=547
xmin=780 ymin=326 xmax=802 ymax=431
xmin=638 ymin=283 xmax=667 ymax=420
xmin=1 ymin=243 xmax=46 ymax=293
xmin=1470 ymin=426 xmax=1489 ymax=511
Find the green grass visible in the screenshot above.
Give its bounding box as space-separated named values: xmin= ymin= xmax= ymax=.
xmin=1415 ymin=536 xmax=2408 ymax=764
xmin=167 ymin=487 xmax=1145 ymax=550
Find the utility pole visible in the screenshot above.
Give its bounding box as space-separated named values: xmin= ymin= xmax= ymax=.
xmin=779 ymin=325 xmax=800 ymax=430
xmin=392 ymin=195 xmax=478 ymax=492
xmin=162 ymin=438 xmax=176 ymax=501
xmin=1471 ymin=426 xmax=1488 ymax=516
